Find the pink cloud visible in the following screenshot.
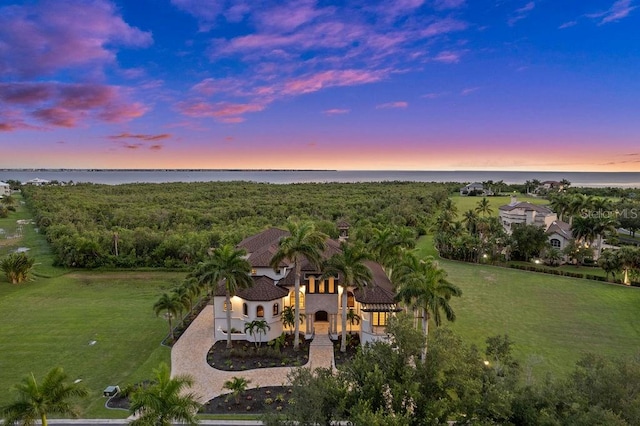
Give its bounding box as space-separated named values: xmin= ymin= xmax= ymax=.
xmin=433 ymin=50 xmax=463 ymax=63
xmin=283 ymin=70 xmax=385 ymax=95
xmin=0 ymin=82 xmax=148 ymax=130
xmin=176 ymin=101 xmax=264 ymax=122
xmin=323 ymin=109 xmax=350 ymax=115
xmin=421 ymin=18 xmax=468 ymax=37
xmin=461 ymin=87 xmax=480 ymax=95
xmin=0 ymin=0 xmax=152 ymax=78
xmin=256 ymin=0 xmax=330 ymax=32
xmin=376 ymin=101 xmax=408 ymax=109
xmin=589 ymin=0 xmax=637 ymax=24
xmin=508 ymin=2 xmax=535 ymax=26
xmin=559 ymin=21 xmax=578 ymax=29
xmin=109 ymin=133 xmax=171 ymax=141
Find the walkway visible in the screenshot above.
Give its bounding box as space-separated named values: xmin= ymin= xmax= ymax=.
xmin=171 ymin=307 xmax=335 ymax=403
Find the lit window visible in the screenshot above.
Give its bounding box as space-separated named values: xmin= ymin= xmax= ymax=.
xmin=223 ymin=301 xmax=232 ymax=311
xmin=273 ymin=303 xmax=279 ymax=316
xmin=257 ymin=305 xmax=264 ymax=318
xmin=372 ymin=312 xmax=388 ymax=326
xmin=347 ymin=291 xmax=355 ymax=308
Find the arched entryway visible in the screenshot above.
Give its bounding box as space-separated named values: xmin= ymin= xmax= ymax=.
xmin=314 ymin=310 xmax=328 ymax=322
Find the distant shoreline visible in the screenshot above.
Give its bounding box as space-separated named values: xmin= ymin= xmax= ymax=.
xmin=1 ymin=169 xmax=639 ymax=188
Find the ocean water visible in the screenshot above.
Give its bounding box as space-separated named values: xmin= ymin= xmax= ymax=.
xmin=1 ymin=169 xmax=639 ymax=188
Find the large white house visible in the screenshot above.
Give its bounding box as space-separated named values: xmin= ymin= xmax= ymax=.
xmin=211 ymin=227 xmax=399 ymax=346
xmin=0 ymin=181 xmax=10 ymax=197
xmin=499 ymin=196 xmax=574 ymax=254
xmin=498 ymin=196 xmax=558 ymax=233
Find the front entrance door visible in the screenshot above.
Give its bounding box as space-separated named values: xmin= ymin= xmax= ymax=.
xmin=314 ymin=310 xmax=328 ymax=322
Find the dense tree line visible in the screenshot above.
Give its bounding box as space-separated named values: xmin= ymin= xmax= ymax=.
xmin=266 ymin=315 xmax=640 ymax=425
xmin=21 ymin=181 xmax=456 ymax=268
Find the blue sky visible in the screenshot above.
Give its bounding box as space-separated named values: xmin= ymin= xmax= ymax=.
xmin=1 ymin=0 xmax=639 ymax=170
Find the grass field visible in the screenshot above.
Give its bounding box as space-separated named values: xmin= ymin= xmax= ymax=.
xmin=416 ymin=236 xmax=640 ymax=378
xmin=0 ymin=197 xmax=181 ymax=417
xmin=450 ymin=194 xmax=548 ymax=218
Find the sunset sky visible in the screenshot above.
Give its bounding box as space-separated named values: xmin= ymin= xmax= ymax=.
xmin=1 ymin=0 xmax=639 ymax=171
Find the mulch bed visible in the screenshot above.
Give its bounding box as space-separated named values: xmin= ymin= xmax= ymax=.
xmin=106 ymin=386 xmax=294 ymax=415
xmin=207 ymin=334 xmax=311 ymax=371
xmin=200 ymin=386 xmax=293 ymax=414
xmin=332 ymin=333 xmax=360 ymax=368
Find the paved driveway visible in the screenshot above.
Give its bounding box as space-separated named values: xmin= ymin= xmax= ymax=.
xmin=171 ymin=307 xmax=334 ymax=403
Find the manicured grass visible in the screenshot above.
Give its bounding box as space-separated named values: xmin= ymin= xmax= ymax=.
xmin=441 ymin=259 xmax=640 ymax=379
xmin=0 ymin=268 xmax=182 ymax=418
xmin=451 ymin=194 xmax=548 ymax=218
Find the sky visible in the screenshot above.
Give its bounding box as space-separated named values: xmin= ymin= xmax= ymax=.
xmin=1 ymin=0 xmax=639 ymax=171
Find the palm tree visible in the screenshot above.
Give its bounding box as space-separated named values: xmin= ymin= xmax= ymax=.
xmin=346 ymin=308 xmax=361 ymax=334
xmin=222 ymin=377 xmax=251 ymax=405
xmin=270 ymin=221 xmax=327 ymax=351
xmin=548 ymin=193 xmax=572 ymax=222
xmin=281 ymin=306 xmax=305 ymax=335
xmin=171 ymin=285 xmax=191 ymax=321
xmin=322 ymin=241 xmax=372 ymax=352
xmin=475 ymin=197 xmax=493 ymax=217
xmin=462 ymin=209 xmax=479 ymax=234
xmin=244 ymin=319 xmax=271 ymax=347
xmin=181 ymin=277 xmax=204 ymax=313
xmin=129 ymin=362 xmax=200 ymax=426
xmin=394 ymin=254 xmax=462 ymax=361
xmin=571 ymin=216 xmax=598 ymax=250
xmin=1 ymin=194 xmax=15 ymax=208
xmin=617 ymin=246 xmax=640 ymax=285
xmin=1 ymin=252 xmax=35 ymax=284
xmin=592 ymin=216 xmax=619 ymax=260
xmin=191 ymin=244 xmax=253 ymax=349
xmin=153 ymin=293 xmax=181 ymax=341
xmin=598 ymin=249 xmax=622 ymax=281
xmin=1 ymin=367 xmax=88 ymax=426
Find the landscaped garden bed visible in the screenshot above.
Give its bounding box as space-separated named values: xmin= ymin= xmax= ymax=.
xmin=332 ymin=333 xmax=360 ymax=368
xmin=200 ymin=385 xmax=293 ymax=414
xmin=206 ymin=333 xmax=311 ymax=371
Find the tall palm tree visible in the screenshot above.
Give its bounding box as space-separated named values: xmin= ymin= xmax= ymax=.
xmin=593 ymin=216 xmax=619 ymax=259
xmin=129 ymin=362 xmax=200 ymax=426
xmin=548 ymin=193 xmax=572 ymax=222
xmin=1 ymin=367 xmax=88 ymax=426
xmin=394 ymin=254 xmax=462 ymax=361
xmin=571 ymin=216 xmax=598 ymax=249
xmin=567 ymin=194 xmax=595 ymax=224
xmin=475 ymin=197 xmax=493 ymax=217
xmin=192 ymin=244 xmax=253 ymax=349
xmin=270 ymin=221 xmax=327 ymax=351
xmin=322 ymin=241 xmax=372 ymax=353
xmin=171 ymin=285 xmax=191 ymax=321
xmin=153 ymin=293 xmax=181 ymax=341
xmin=462 ymin=209 xmax=479 ymax=234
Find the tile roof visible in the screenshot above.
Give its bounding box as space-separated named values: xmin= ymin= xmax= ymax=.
xmin=215 ymin=276 xmax=288 ymax=301
xmin=237 ymin=228 xmax=289 ymax=253
xmin=499 ymin=202 xmax=553 ymax=214
xmin=546 ymin=220 xmax=572 ymax=239
xmin=353 ymin=261 xmax=395 ymax=305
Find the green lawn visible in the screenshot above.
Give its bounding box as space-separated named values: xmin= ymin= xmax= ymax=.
xmin=416 ymin=237 xmax=640 ymax=378
xmin=451 ymin=194 xmax=548 ymax=218
xmin=0 ymin=269 xmax=180 ymax=417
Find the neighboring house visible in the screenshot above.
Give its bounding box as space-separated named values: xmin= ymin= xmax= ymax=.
xmin=211 ymin=226 xmax=399 ymax=346
xmin=23 ymin=178 xmax=50 ymax=186
xmin=498 ymin=196 xmax=558 ymax=234
xmin=546 ymin=220 xmax=573 ymax=252
xmin=534 ymin=180 xmax=564 ymax=195
xmin=459 ymin=182 xmax=494 ymax=196
xmin=0 ymin=181 xmax=10 ymax=197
